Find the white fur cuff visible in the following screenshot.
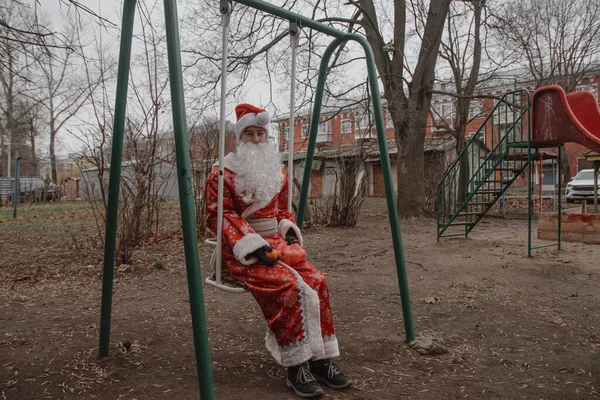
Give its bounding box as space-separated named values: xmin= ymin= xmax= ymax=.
xmin=233 ymin=233 xmax=269 ymax=265
xmin=278 ymin=219 xmax=303 ymax=246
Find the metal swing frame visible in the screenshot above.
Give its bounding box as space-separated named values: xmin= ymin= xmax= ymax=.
xmin=204 ymin=5 xmax=301 ymax=293
xmin=98 ymin=1 xmax=415 ymax=398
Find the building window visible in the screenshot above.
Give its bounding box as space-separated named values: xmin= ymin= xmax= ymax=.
xmin=468 ymin=100 xmax=484 ymax=120
xmin=432 ymin=101 xmax=454 ymax=120
xmin=576 ymin=83 xmax=598 ymax=100
xmin=318 ymin=120 xmax=332 ymax=135
xmin=341 ymin=119 xmax=352 ymax=134
xmin=302 ymin=124 xmax=310 ymax=138
xmin=467 ymin=131 xmax=485 ymax=145
xmin=494 ymin=99 xmax=514 ymax=125
xmin=386 ymin=113 xmax=393 ymax=129
xmin=356 ymin=113 xmax=370 ymax=130
xmin=283 ymin=127 xmax=289 ymax=140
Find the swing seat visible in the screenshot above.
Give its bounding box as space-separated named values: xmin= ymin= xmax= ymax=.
xmin=204 ymin=238 xmax=249 ymax=293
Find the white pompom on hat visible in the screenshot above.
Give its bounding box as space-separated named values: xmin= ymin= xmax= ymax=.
xmin=235 ymin=103 xmax=270 ymax=142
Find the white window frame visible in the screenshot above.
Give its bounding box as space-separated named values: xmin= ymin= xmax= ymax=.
xmin=494 ymin=99 xmax=514 ymax=125
xmin=318 ymin=120 xmax=332 ymax=135
xmin=356 ymin=113 xmax=370 ymax=130
xmin=341 ymin=119 xmax=352 ymax=134
xmin=301 ymin=123 xmax=310 ymax=138
xmin=283 ymin=127 xmax=289 ymax=141
xmin=468 ymin=100 xmax=484 ymax=120
xmin=432 ymin=101 xmax=455 ymax=121
xmin=467 ymin=131 xmax=485 ymax=145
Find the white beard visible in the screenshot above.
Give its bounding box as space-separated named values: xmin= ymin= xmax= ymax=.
xmin=234 ymin=142 xmax=284 ymax=208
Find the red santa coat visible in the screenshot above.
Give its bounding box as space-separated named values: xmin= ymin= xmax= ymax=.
xmin=205 ymin=152 xmax=339 ymax=367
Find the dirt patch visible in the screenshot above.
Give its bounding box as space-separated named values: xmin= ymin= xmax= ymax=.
xmin=1 ymin=199 xmax=599 ymax=399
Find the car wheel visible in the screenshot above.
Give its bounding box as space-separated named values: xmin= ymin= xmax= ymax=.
xmin=567 ymin=198 xmax=574 ymax=204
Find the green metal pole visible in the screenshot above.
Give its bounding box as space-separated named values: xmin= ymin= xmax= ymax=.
xmin=163 ymin=1 xmax=215 ymax=398
xmin=12 ymin=157 xmax=21 ymax=219
xmin=297 ymin=38 xmax=344 ymax=227
xmin=557 ymin=146 xmax=562 ymax=250
xmin=295 ymin=36 xmax=415 ymax=342
xmin=99 ymin=0 xmax=137 ymax=358
xmin=594 ymin=161 xmax=599 ymax=214
xmin=360 ymin=36 xmax=415 ymax=343
xmin=527 ymin=138 xmax=532 ymax=257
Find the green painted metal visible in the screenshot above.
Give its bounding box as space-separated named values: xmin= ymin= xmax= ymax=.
xmin=296 ymin=38 xmax=343 ymax=227
xmin=163 ymin=0 xmax=215 ymax=397
xmin=557 ymin=146 xmax=562 ymax=250
xmin=594 ymin=161 xmax=599 ymax=214
xmin=12 ymin=157 xmax=21 ymax=219
xmin=528 ymin=123 xmax=533 ymax=257
xmin=99 ymin=0 xmax=137 ymax=359
xmin=531 ymin=243 xmax=560 ymax=250
xmin=296 ymin=36 xmax=414 ymax=342
xmin=437 ymin=90 xmax=531 ymax=240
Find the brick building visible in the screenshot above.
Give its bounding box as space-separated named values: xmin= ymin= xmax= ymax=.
xmin=277 ymin=73 xmax=600 ymax=198
xmin=276 ymin=103 xmax=455 ymax=198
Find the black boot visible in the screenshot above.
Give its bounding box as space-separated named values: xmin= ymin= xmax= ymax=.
xmin=286 ymin=362 xmax=324 ymax=398
xmin=309 ymin=359 xmax=352 ymax=389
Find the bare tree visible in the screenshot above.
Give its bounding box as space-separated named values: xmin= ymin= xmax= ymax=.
xmin=34 ymin=20 xmax=92 ymax=184
xmin=0 ymin=0 xmax=40 ymax=177
xmin=493 ymin=0 xmax=600 ymax=181
xmin=183 ymin=0 xmax=451 ymax=217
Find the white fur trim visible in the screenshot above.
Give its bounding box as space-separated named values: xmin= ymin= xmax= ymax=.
xmin=278 ymin=219 xmax=303 ymax=246
xmin=312 ymin=336 xmax=340 ymax=361
xmin=219 ymin=152 xmax=237 ymax=173
xmin=263 ymin=262 xmax=326 ymax=366
xmin=236 ymin=112 xmax=270 ymax=142
xmin=241 ymin=201 xmax=263 ymax=219
xmin=232 ymin=233 xmax=269 ymax=265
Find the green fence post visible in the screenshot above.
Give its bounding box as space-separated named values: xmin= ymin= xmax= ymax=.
xmin=163 ymin=0 xmax=215 ymax=398
xmin=99 ymin=0 xmax=137 ymax=358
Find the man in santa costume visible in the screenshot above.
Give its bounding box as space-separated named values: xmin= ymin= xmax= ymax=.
xmin=205 ymin=103 xmax=352 ymax=398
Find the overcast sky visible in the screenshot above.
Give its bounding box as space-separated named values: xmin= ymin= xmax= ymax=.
xmin=29 ymin=0 xmax=277 ymax=156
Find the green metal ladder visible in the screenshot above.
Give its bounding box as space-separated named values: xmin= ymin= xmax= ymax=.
xmin=437 ymin=90 xmax=533 ymax=239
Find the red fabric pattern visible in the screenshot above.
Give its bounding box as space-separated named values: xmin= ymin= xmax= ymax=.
xmin=204 ymin=163 xmax=339 ymax=366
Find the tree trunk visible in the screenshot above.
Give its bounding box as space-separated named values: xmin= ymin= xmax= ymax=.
xmin=559 ymin=144 xmax=571 ymax=183
xmin=455 ymin=134 xmax=469 ymax=204
xmin=49 ymin=95 xmax=57 ymax=183
xmin=50 ymin=123 xmax=57 ymax=183
xmin=396 ymin=113 xmax=427 ymax=218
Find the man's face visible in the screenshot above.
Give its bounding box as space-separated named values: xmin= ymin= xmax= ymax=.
xmin=241 ymin=126 xmax=267 ymax=144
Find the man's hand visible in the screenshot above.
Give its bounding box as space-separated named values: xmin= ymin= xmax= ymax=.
xmin=252 ymin=245 xmax=279 ymax=266
xmin=285 ymin=230 xmax=299 ymax=245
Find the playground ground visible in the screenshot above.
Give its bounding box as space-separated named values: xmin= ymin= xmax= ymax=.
xmin=0 ymin=199 xmax=599 ymax=399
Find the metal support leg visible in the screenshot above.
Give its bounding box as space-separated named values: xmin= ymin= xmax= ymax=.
xmin=164 ymin=0 xmax=215 ymax=398
xmin=99 ymin=0 xmax=137 ymax=358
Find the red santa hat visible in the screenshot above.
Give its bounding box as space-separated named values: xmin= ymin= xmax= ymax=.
xmin=235 ymin=103 xmax=270 ymax=142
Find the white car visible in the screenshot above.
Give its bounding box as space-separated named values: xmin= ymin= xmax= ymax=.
xmin=565 ymin=169 xmax=600 ymax=203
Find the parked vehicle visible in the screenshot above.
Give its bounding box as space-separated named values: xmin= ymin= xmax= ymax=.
xmin=565 ymin=169 xmax=600 ymax=203
xmin=6 ymin=182 xmax=61 ymax=203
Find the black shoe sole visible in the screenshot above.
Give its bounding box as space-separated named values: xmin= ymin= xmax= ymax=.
xmin=286 ymin=379 xmax=325 ymax=398
xmin=315 ymin=376 xmax=353 ymax=390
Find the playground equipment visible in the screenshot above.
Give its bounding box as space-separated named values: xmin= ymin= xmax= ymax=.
xmin=437 ymin=85 xmax=600 ymax=256
xmin=98 ymin=1 xmax=415 ymax=398
xmin=203 ymin=7 xmax=300 ymax=293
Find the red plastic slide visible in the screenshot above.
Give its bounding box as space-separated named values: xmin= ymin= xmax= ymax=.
xmin=531 ymin=85 xmax=600 ymax=153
